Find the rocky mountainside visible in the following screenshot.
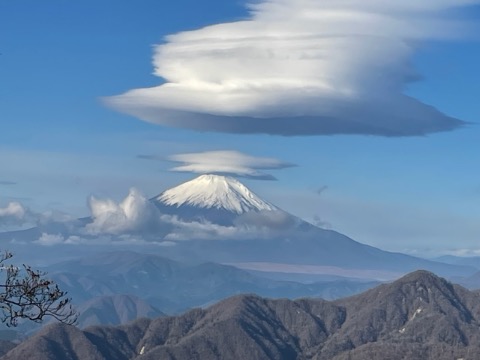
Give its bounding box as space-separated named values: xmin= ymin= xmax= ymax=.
xmin=1 ymin=294 xmax=164 ymax=340
xmin=4 ymin=271 xmax=480 ymax=360
xmin=75 ymin=295 xmax=165 ymax=328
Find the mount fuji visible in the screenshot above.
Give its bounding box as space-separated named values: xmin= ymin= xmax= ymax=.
xmin=152 ymin=174 xmax=279 ymax=225
xmin=150 ymin=174 xmax=472 ymax=280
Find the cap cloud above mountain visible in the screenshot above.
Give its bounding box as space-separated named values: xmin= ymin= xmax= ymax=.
xmin=166 ymin=150 xmax=296 ymax=180
xmin=105 ymin=0 xmax=477 ymax=136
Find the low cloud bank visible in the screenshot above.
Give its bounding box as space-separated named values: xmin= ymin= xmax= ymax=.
xmin=12 ymin=188 xmax=299 ymax=246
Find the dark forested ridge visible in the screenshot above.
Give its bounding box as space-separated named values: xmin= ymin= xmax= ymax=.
xmin=3 ymin=270 xmax=480 ymax=360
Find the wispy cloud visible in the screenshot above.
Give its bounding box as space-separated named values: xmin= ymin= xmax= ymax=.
xmin=167 ymin=150 xmax=295 ymax=180
xmin=316 ymin=185 xmax=329 ymax=196
xmin=0 ymin=181 xmax=17 ymax=186
xmin=106 ymin=0 xmax=476 ymax=136
xmin=136 ymin=154 xmax=163 ymax=161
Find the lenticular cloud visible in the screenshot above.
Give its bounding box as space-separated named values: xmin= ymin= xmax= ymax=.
xmin=168 ymin=150 xmax=296 ymax=180
xmin=106 ymin=0 xmax=477 ymax=136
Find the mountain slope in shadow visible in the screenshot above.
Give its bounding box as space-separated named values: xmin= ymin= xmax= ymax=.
xmin=4 ymin=270 xmax=480 ymax=360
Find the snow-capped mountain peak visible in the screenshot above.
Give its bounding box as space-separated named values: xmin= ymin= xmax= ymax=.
xmin=155 ymin=174 xmax=277 ymax=214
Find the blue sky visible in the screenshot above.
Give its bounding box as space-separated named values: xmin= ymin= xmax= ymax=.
xmin=1 ymin=0 xmax=480 ymax=255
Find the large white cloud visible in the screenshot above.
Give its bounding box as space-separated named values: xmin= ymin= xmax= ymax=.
xmin=85 ymin=188 xmax=161 ymax=235
xmin=168 ymin=150 xmax=295 ymax=180
xmin=105 ymin=0 xmax=477 ymax=136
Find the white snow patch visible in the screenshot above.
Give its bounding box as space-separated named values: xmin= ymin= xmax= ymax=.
xmin=410 ymin=307 xmax=423 ymax=321
xmin=400 ymin=307 xmax=423 ymax=333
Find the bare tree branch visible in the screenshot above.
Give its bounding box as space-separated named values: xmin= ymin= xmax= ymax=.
xmin=0 ymin=250 xmax=77 ymax=327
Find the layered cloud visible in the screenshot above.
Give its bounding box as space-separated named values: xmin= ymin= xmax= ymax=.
xmin=105 ymin=0 xmax=476 ymax=136
xmin=167 ymin=150 xmax=295 ymax=180
xmin=0 ymin=181 xmax=16 ymax=186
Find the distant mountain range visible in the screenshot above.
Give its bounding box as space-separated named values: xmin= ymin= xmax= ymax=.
xmin=4 ymin=270 xmax=480 ymax=360
xmin=0 ymin=250 xmax=378 ymax=340
xmin=47 ymin=251 xmax=377 ymax=314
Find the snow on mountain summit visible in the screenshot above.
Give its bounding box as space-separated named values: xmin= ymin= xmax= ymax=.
xmin=155 ymin=174 xmax=277 ymax=214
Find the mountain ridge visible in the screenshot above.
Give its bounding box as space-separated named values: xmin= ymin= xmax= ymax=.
xmin=4 ymin=270 xmax=480 ymax=360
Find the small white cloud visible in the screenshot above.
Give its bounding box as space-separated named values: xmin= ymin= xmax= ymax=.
xmin=168 ymin=150 xmax=295 ymax=180
xmin=34 ymin=233 xmax=89 ymax=246
xmin=105 ymin=0 xmax=476 ymax=136
xmin=35 ymin=233 xmax=65 ymax=246
xmin=158 ymin=240 xmax=177 ymax=247
xmin=0 ymin=201 xmax=31 ymax=227
xmin=64 ymin=235 xmax=83 ymax=245
xmin=0 ymin=202 xmax=26 ymax=219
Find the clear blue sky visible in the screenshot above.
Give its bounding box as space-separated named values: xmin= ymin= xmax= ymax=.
xmin=1 ymin=0 xmax=479 ymax=255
